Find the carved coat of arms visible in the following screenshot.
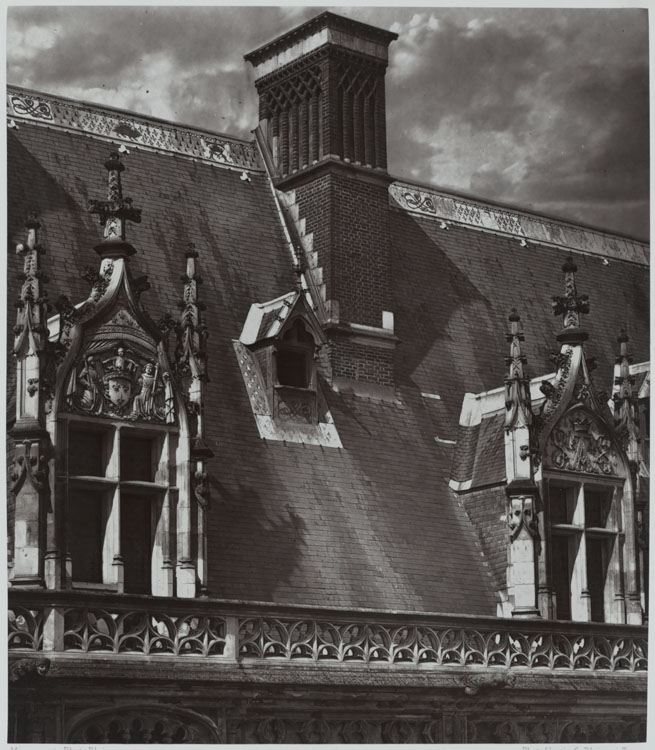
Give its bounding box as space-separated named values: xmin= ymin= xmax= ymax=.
xmin=65 ymin=345 xmax=174 ymax=423
xmin=544 ymin=412 xmax=619 ymax=476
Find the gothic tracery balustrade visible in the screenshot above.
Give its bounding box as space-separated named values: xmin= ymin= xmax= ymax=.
xmin=8 ymin=607 xmax=43 ymax=651
xmin=62 ymin=608 xmax=226 ymax=656
xmin=237 ymin=618 xmax=647 ymax=671
xmin=7 ymin=591 xmax=647 ymax=673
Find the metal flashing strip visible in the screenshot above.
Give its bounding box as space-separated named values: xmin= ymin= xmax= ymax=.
xmin=7 ymin=87 xmax=262 ymax=172
xmin=389 ymin=182 xmax=649 ymax=266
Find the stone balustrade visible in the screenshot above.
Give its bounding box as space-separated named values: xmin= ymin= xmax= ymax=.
xmin=8 ymin=589 xmax=647 ymax=672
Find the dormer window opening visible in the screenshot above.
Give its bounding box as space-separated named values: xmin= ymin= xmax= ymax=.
xmin=275 ymin=319 xmax=315 ymax=389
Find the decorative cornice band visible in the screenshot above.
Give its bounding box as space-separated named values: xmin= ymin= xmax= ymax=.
xmin=7 ymin=87 xmax=262 ymax=172
xmin=389 ymin=182 xmax=649 ymax=266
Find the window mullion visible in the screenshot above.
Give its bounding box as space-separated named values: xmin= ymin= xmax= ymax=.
xmin=105 ymin=426 xmax=124 ymax=591
xmin=153 ymin=433 xmax=174 ymax=596
xmin=570 ymin=484 xmax=591 ymax=621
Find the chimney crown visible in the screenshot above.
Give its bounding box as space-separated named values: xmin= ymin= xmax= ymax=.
xmin=245 ymin=12 xmax=398 ymax=78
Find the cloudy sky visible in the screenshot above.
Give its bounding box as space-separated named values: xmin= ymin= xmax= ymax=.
xmin=6 ymin=4 xmax=649 ymax=239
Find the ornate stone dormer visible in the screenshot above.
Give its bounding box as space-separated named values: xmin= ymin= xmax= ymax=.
xmin=10 ymin=151 xmax=204 ymax=599
xmin=534 ymin=258 xmax=641 ymax=624
xmin=456 ymin=259 xmax=644 ymax=624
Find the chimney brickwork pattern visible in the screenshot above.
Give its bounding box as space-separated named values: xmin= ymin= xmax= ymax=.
xmin=257 ymin=51 xmax=388 ymax=177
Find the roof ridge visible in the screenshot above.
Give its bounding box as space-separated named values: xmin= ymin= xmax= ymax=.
xmin=391 ymin=176 xmax=649 ymax=245
xmin=390 ymin=180 xmax=649 ymax=265
xmin=7 ymin=84 xmax=262 ymax=172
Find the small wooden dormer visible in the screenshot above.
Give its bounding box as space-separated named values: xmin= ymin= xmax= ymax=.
xmin=236 ymin=291 xmax=341 ymax=447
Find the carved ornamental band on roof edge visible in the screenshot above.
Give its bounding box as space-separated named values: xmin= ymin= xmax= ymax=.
xmin=389 ymin=182 xmax=649 ymax=265
xmin=7 ymin=87 xmax=261 ymax=172
xmin=8 ymin=595 xmax=647 ymax=673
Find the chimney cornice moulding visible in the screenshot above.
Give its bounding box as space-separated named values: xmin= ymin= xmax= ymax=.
xmin=244 ymin=11 xmax=398 ymax=69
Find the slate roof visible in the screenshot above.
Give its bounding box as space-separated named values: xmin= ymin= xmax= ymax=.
xmin=390 ymin=212 xmax=649 ymax=442
xmin=6 ymin=90 xmax=649 ymax=616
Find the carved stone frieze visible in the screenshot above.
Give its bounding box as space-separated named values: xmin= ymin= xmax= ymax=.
xmin=544 ymin=411 xmax=619 ymax=476
xmin=68 ymin=707 xmax=220 ymax=743
xmin=468 ymin=716 xmax=646 ymax=744
xmin=234 ymin=717 xmax=442 ymax=744
xmin=64 ymin=344 xmax=174 ymax=423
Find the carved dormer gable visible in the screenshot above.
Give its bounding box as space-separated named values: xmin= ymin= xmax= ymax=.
xmin=234 ymin=290 xmax=341 ymax=447
xmin=40 ymin=152 xmax=175 ymax=426
xmin=543 ymin=406 xmax=621 ymax=477
xmin=535 ymin=256 xmax=608 ymax=459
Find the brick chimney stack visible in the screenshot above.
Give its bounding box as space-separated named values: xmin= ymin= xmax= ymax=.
xmin=246 ymin=12 xmax=399 ymax=396
xmin=245 ymin=11 xmax=397 ymax=176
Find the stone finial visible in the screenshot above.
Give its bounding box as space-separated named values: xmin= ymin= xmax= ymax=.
xmin=88 ymin=151 xmax=142 ymax=257
xmin=14 ymin=213 xmax=49 ymax=357
xmin=176 ymin=243 xmax=211 ymax=436
xmin=177 ymin=243 xmax=208 ymax=386
xmin=504 ymin=308 xmax=532 ymax=430
xmin=551 ymin=255 xmax=589 ymax=343
xmin=176 ymin=242 xmax=213 ymax=524
xmin=612 ymin=330 xmax=639 ymax=456
xmin=614 ymin=329 xmax=634 ymax=396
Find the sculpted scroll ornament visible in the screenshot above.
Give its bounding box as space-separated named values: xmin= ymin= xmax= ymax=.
xmin=65 ymin=345 xmax=174 ymax=423
xmin=544 ymin=412 xmax=619 ymax=476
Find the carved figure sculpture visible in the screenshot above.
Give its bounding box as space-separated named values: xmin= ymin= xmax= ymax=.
xmin=132 ymin=362 xmax=159 ymax=419
xmin=78 ymin=355 xmax=104 ymax=413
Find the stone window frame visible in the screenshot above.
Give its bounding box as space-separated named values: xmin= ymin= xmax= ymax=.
xmin=544 ymin=473 xmax=626 ymax=623
xmin=59 ymin=413 xmax=178 ymax=597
